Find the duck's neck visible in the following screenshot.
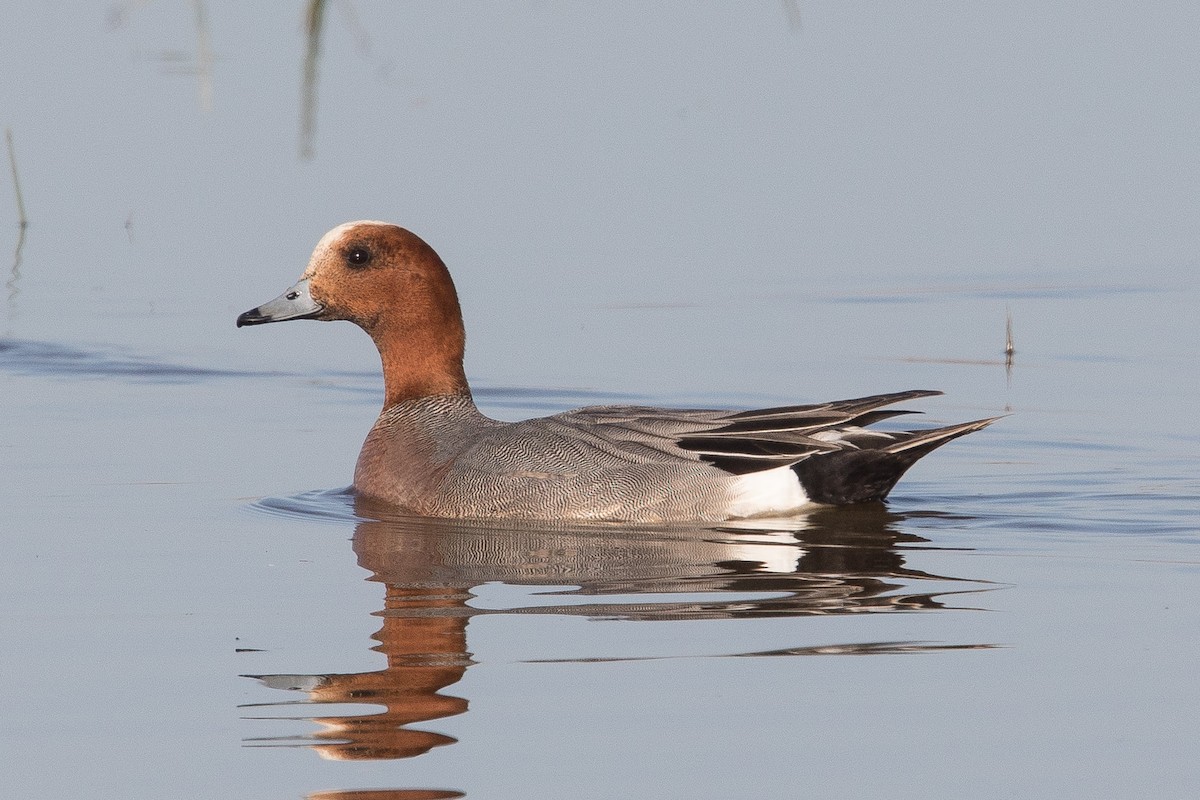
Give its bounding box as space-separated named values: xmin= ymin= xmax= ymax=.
xmin=372 ymin=318 xmax=472 ymax=409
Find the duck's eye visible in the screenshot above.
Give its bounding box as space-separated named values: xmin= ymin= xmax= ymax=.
xmin=346 ymin=246 xmax=372 ymax=267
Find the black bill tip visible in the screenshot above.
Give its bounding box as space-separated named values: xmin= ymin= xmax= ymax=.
xmin=236 ymin=308 xmax=267 ymax=327
xmin=236 ymin=279 xmax=324 ymax=328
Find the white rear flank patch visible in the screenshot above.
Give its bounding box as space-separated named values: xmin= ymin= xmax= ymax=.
xmin=725 ymin=465 xmax=810 ymax=518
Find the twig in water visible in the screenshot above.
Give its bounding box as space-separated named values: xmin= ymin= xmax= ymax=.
xmin=6 ymin=127 xmax=28 ymax=325
xmin=781 ymin=0 xmax=803 ymax=32
xmin=299 ymin=0 xmax=328 ymax=160
xmin=6 ymin=128 xmax=27 ymax=229
xmin=1004 ymin=308 xmax=1015 ymax=382
xmin=193 ymin=0 xmax=215 ymax=112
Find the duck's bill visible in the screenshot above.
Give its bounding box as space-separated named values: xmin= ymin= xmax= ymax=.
xmin=237 ymin=279 xmax=324 ymax=327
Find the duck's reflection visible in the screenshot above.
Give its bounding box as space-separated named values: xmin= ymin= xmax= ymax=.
xmin=243 ymin=501 xmax=990 ymax=767
xmin=245 ymin=582 xmax=471 ymax=761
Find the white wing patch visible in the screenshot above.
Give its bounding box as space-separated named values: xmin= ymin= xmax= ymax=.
xmin=725 ymin=465 xmax=811 ymax=518
xmin=811 ymin=426 xmax=896 ymax=445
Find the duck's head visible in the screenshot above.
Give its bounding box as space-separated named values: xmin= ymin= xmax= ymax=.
xmin=238 ymin=221 xmax=463 ymax=332
xmin=238 ymin=221 xmax=470 ymax=402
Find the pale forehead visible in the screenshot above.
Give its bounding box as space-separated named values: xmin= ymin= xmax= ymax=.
xmin=303 ymin=220 xmax=392 ymax=278
xmin=313 ymin=220 xmax=392 ymax=253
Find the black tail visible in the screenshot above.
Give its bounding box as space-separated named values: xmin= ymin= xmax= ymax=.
xmin=792 ymin=417 xmax=999 ymax=505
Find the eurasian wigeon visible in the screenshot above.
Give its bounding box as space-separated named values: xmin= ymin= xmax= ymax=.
xmin=238 ymin=221 xmax=997 ymax=521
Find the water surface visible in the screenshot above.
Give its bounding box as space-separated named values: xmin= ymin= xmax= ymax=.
xmin=2 ymin=3 xmax=1199 ymax=798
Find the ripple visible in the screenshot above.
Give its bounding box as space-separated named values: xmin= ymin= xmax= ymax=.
xmin=251 ymin=488 xmax=361 ymax=525
xmin=0 ymin=338 xmax=263 ymax=383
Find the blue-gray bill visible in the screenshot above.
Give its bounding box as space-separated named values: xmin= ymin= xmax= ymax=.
xmin=236 ymin=279 xmax=323 ymax=327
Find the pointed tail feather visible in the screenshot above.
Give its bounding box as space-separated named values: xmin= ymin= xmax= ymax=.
xmin=793 ymin=416 xmax=1001 ymax=505
xmin=880 ymin=416 xmax=1003 ymax=458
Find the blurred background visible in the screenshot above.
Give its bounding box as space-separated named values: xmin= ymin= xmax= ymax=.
xmin=2 ymin=4 xmax=1198 ymax=799
xmin=4 ymin=1 xmax=1196 ymax=399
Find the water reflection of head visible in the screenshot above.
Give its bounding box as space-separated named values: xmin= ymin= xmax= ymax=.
xmin=245 ymin=499 xmax=982 ymax=762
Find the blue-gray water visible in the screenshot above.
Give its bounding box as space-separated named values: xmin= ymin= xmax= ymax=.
xmin=2 ymin=4 xmax=1198 ymax=798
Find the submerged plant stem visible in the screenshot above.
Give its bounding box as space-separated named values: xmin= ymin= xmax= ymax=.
xmin=6 ymin=128 xmax=27 ymax=228
xmin=1005 ymin=307 xmax=1015 ymax=383
xmin=193 ymin=0 xmax=214 ymax=112
xmin=5 ymin=128 xmax=27 ymax=326
xmin=299 ymin=0 xmax=327 ymax=159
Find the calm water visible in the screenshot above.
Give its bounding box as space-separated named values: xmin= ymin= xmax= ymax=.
xmin=3 ymin=4 xmax=1199 ymax=798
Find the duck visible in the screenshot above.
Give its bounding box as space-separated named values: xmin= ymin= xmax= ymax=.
xmin=237 ymin=221 xmax=998 ymax=522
